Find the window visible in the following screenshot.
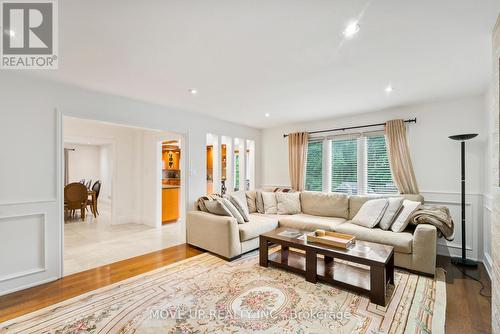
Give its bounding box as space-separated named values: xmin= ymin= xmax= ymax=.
xmin=305 ymin=140 xmax=323 ymax=191
xmin=304 ymin=133 xmax=397 ymax=195
xmin=366 ymin=135 xmax=397 ymax=194
xmin=331 ymin=138 xmax=358 ymax=194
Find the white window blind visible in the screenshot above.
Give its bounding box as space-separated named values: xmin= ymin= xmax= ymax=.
xmin=305 ymin=140 xmax=323 ymax=191
xmin=366 ymin=135 xmax=397 ymax=194
xmin=331 ymin=138 xmax=358 ymax=195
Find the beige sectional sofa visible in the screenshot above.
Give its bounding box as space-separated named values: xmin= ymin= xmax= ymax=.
xmin=186 ymin=191 xmax=437 ymax=275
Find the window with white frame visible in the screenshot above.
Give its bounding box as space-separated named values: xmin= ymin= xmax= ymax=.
xmin=305 ymin=132 xmax=397 ymax=195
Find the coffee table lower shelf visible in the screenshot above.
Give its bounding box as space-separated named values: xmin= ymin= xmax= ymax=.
xmin=267 ymin=250 xmax=371 ymax=295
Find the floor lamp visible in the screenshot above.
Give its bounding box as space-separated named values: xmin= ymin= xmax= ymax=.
xmin=448 ymin=133 xmax=478 ymax=267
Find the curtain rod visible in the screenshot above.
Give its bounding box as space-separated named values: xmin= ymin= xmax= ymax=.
xmin=283 ymin=118 xmax=416 ymax=138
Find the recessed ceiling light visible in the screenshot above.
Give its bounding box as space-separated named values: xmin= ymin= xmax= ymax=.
xmin=265 ymin=113 xmax=270 ymax=117
xmin=343 ymin=21 xmax=360 ymax=39
xmin=188 ymin=89 xmax=198 ymax=95
xmin=385 ymin=84 xmax=393 ymax=93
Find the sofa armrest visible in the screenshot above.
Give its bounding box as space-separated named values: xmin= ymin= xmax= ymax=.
xmin=186 ymin=211 xmax=241 ymax=259
xmin=411 ymin=224 xmax=437 ymax=275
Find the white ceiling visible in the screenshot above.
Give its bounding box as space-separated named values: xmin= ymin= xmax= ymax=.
xmin=34 ymin=0 xmax=499 ymax=128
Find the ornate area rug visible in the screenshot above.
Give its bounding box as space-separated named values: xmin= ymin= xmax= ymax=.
xmin=0 ymin=252 xmax=446 ymax=333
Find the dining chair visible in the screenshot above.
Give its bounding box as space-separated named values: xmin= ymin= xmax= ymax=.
xmin=64 ymin=182 xmax=88 ymax=221
xmin=87 ymin=180 xmax=102 ymax=216
xmin=85 ymin=179 xmax=92 ymax=190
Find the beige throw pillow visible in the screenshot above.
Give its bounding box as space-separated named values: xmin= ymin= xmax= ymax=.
xmin=276 ymin=192 xmax=301 ymax=215
xmin=256 ymin=191 xmax=265 ymax=214
xmin=205 ymin=198 xmax=245 ymax=224
xmin=246 ymin=191 xmax=257 ymax=213
xmin=226 ymin=192 xmax=250 ymax=222
xmin=351 ymin=198 xmax=389 ymax=228
xmin=378 ymin=197 xmax=404 ymax=230
xmin=391 ymin=200 xmax=421 ymax=233
xmin=262 ymin=192 xmax=278 ymax=214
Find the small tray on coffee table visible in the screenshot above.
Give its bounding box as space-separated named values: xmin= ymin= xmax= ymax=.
xmin=306 ymin=230 xmax=355 ymax=249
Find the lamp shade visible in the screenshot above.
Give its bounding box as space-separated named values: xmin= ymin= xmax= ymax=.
xmin=448 ymin=134 xmax=478 ymax=141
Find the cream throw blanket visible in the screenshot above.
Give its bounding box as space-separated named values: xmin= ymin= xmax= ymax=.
xmin=409 ymin=205 xmax=454 ymax=241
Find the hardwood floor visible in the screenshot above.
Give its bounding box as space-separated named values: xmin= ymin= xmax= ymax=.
xmin=436 ymin=255 xmax=492 ymax=333
xmin=0 ymin=244 xmax=203 ymax=323
xmin=0 ymin=248 xmax=493 ymax=333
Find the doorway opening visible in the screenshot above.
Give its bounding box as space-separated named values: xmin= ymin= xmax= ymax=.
xmin=62 ymin=116 xmax=185 ymax=276
xmin=161 ymin=140 xmax=181 ymax=224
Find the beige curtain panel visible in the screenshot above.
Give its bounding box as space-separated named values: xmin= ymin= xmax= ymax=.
xmin=288 ymin=132 xmax=309 ymax=191
xmin=385 ymin=119 xmax=419 ymax=194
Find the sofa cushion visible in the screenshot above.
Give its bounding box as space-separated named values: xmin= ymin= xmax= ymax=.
xmin=278 ymin=214 xmax=346 ymax=232
xmin=256 ymin=191 xmax=265 ymax=214
xmin=348 ymin=194 xmax=424 ymax=219
xmin=262 ymin=192 xmax=278 ymax=214
xmin=334 ymin=223 xmax=413 ymax=253
xmin=225 ymin=192 xmax=250 ymax=222
xmin=379 ymin=197 xmax=404 ymax=230
xmin=276 ymin=192 xmax=301 ymax=215
xmin=391 ymin=200 xmax=421 ymax=233
xmin=205 ymin=198 xmax=245 ymax=224
xmin=246 ymin=191 xmax=257 ymax=213
xmin=348 ymin=195 xmax=382 ymax=219
xmin=300 ymin=191 xmax=349 ymax=218
xmin=351 ymin=198 xmax=389 ymax=228
xmin=239 ymin=214 xmax=279 ymax=241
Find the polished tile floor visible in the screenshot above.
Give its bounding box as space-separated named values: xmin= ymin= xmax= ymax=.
xmin=64 ymin=211 xmax=183 ymax=275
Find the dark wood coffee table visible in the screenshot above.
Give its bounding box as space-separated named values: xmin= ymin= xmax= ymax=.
xmin=259 ymin=227 xmax=394 ymax=306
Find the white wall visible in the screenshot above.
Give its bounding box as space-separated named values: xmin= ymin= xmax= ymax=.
xmin=65 ymin=144 xmax=101 ymax=185
xmin=261 ymin=95 xmax=487 ymax=261
xmin=0 ymin=72 xmax=261 ymax=296
xmin=99 ymin=144 xmax=113 ymax=209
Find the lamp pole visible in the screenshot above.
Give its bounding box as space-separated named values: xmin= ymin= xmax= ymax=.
xmin=449 ymin=133 xmax=478 ymax=267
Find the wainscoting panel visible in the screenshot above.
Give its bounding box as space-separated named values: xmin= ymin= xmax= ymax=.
xmin=0 ymin=213 xmax=46 ymax=281
xmin=482 ymin=194 xmax=493 ymax=278
xmin=0 ymin=201 xmax=62 ymax=296
xmin=421 ymin=191 xmax=482 ymax=261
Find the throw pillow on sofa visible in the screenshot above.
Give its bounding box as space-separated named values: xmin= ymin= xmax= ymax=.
xmin=196 ymin=194 xmax=221 ymax=212
xmin=225 ymin=191 xmax=250 ymax=222
xmin=351 ymin=198 xmax=389 ymax=228
xmin=276 ymin=192 xmax=301 ymax=215
xmin=205 ymin=198 xmax=246 ymax=224
xmin=378 ymin=197 xmax=404 ymax=230
xmin=245 ymin=191 xmax=257 ymax=213
xmin=390 ymin=200 xmax=421 ymax=232
xmin=262 ymin=192 xmax=278 ymax=214
xmin=256 ymin=191 xmax=265 ymax=214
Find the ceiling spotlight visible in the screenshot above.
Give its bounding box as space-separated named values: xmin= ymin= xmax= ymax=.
xmin=343 ymin=21 xmax=360 ymax=39
xmin=265 ymin=113 xmax=270 ymax=117
xmin=188 ymin=89 xmax=198 ymax=95
xmin=5 ymin=29 xmax=15 ymax=37
xmin=385 ymin=84 xmax=393 ymax=93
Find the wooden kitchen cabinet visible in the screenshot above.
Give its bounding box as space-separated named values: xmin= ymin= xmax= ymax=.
xmin=162 ymin=187 xmax=179 ymax=223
